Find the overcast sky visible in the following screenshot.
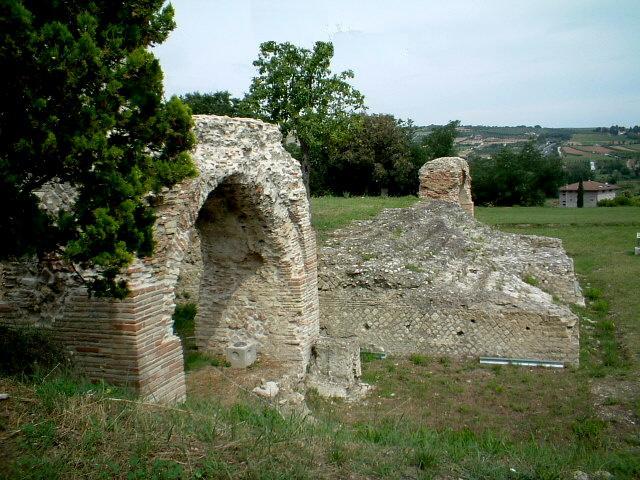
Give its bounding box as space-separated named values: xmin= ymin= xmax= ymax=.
xmin=154 ymin=0 xmax=640 ymax=127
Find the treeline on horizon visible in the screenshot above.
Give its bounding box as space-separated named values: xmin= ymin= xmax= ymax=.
xmin=180 ymin=90 xmax=460 ymax=197
xmin=180 ymin=89 xmax=640 ymax=206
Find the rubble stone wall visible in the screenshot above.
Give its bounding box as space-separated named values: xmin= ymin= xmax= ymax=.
xmin=0 ymin=115 xmax=319 ymax=403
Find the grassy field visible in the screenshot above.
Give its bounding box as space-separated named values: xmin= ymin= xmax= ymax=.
xmin=571 ymin=132 xmax=619 ymax=145
xmin=1 ymin=201 xmax=639 ymax=479
xmin=311 ymin=195 xmax=418 ymax=242
xmin=570 ymin=132 xmax=640 ymax=148
xmin=475 ymin=205 xmax=640 ymax=226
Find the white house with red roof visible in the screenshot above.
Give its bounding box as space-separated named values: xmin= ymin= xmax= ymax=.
xmin=558 ymin=180 xmax=619 ymax=207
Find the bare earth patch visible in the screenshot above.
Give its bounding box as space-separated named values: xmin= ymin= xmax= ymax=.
xmin=186 ymin=356 xmax=292 ymax=406
xmin=590 ymin=378 xmax=639 ymax=430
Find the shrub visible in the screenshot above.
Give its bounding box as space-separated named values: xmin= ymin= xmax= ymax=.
xmin=584 ymin=287 xmax=603 ymax=301
xmin=524 ymin=275 xmax=540 ymax=287
xmin=598 ymin=195 xmax=640 ymax=207
xmin=0 ymin=325 xmax=68 ymax=376
xmin=172 ymin=303 xmax=197 ymax=339
xmin=410 ymin=354 xmax=430 ymax=366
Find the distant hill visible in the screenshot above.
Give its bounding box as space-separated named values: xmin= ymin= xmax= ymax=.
xmin=412 ymin=125 xmax=640 ymax=160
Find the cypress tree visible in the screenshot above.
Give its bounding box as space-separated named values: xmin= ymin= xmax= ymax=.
xmin=577 ymin=179 xmax=584 ymax=208
xmin=0 ymin=1 xmax=196 ymax=297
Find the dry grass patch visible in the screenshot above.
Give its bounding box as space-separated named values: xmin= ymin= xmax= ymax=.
xmin=309 ymin=357 xmax=592 ymax=443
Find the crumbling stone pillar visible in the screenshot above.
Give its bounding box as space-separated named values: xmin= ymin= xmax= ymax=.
xmin=306 ymin=336 xmax=371 ymax=400
xmin=418 ymin=157 xmax=474 ymax=216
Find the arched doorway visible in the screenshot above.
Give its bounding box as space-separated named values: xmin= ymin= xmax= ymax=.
xmin=176 ymin=175 xmax=306 ymax=365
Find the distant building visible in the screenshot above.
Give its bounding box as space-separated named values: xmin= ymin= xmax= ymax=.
xmin=558 ymin=181 xmax=619 ymax=208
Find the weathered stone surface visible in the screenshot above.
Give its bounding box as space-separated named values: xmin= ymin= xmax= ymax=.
xmin=0 ymin=115 xmax=320 ymax=403
xmin=306 ymin=336 xmax=371 ymax=400
xmin=319 ymin=201 xmax=582 ymax=364
xmin=33 ymin=179 xmax=77 ymax=214
xmin=419 ymin=157 xmax=474 ymax=216
xmin=572 ymin=471 xmax=614 ymax=480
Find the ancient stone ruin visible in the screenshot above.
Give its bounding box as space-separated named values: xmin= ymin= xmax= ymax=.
xmin=1 ymin=120 xmax=583 ymax=405
xmin=0 ymin=115 xmax=320 ymax=403
xmin=419 ymin=156 xmax=474 ymax=216
xmin=319 ymin=158 xmax=582 ymax=364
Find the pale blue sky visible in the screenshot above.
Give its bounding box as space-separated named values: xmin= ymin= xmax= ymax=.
xmin=154 ymin=0 xmax=640 ymax=127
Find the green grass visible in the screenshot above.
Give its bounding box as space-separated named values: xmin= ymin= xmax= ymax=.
xmin=5 ymin=358 xmax=639 ymax=480
xmin=184 ymin=351 xmax=230 ymax=371
xmin=311 ymin=195 xmax=418 ymax=242
xmin=476 ymin=205 xmax=640 ymax=226
xmin=409 ymin=353 xmax=430 ymax=366
xmin=404 ymin=263 xmax=425 ymax=273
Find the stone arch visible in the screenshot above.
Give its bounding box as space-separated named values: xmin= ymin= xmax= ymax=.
xmin=0 ymin=115 xmax=319 ymax=404
xmin=173 ymin=172 xmax=314 ymax=365
xmin=132 ymin=116 xmax=319 ymax=401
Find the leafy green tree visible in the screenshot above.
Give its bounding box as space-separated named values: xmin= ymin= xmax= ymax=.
xmin=469 ymin=141 xmax=563 ymax=206
xmin=0 ymin=0 xmax=196 ymax=298
xmin=302 ymin=114 xmax=366 ymax=196
xmin=323 ymin=114 xmax=414 ymax=195
xmin=563 ymin=158 xmax=591 ymax=184
xmin=422 ymin=120 xmax=460 ymax=161
xmin=298 ymin=113 xmax=425 ymax=196
xmin=246 ymin=41 xmax=365 ymax=191
xmin=180 ymin=91 xmax=253 ymax=117
xmin=304 ymin=116 xmax=460 ymax=197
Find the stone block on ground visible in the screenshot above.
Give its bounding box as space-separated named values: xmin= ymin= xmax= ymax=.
xmin=226 ymin=341 xmax=257 ymax=368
